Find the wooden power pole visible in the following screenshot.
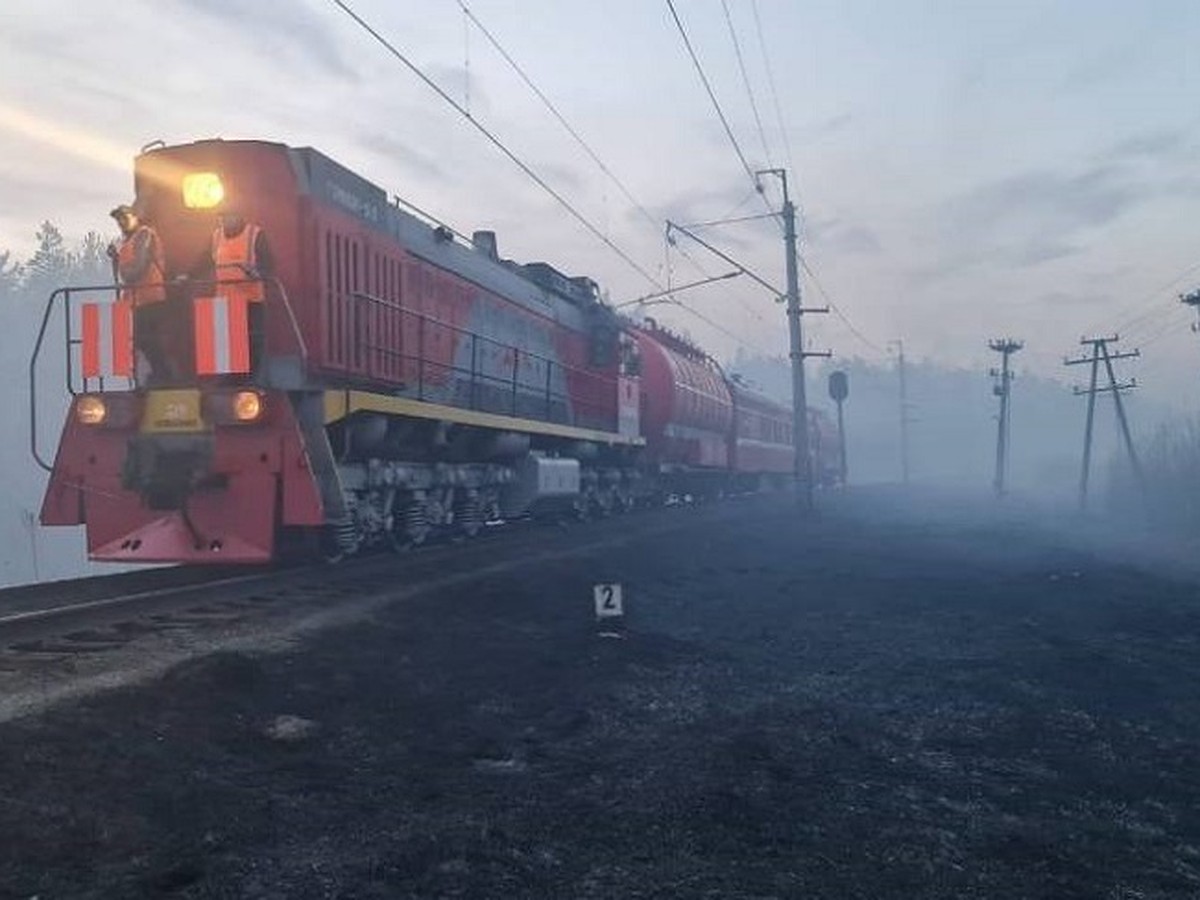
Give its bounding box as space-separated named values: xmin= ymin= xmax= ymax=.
xmin=1065 ymin=335 xmax=1143 ymax=511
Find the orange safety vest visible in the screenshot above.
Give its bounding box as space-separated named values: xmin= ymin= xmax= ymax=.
xmin=212 ymin=224 xmax=264 ymax=304
xmin=117 ymin=225 xmax=166 ymax=305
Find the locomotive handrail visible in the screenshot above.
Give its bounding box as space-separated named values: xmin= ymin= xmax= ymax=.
xmin=29 ymin=284 xmax=118 ymax=473
xmin=348 ymin=290 xmax=618 ymax=430
xmin=264 ymin=275 xmax=309 ymax=371
xmin=29 ymin=275 xmax=311 ymax=473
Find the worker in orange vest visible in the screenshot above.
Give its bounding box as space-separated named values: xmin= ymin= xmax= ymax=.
xmin=211 ymin=209 xmax=272 ymax=374
xmin=107 ymin=202 xmax=168 ymax=381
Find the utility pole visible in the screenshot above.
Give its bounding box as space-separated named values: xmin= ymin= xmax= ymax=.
xmin=889 ymin=339 xmax=913 ymax=484
xmin=988 ymin=338 xmax=1023 ymax=496
xmin=756 ymin=168 xmax=830 ymax=510
xmin=1065 ymin=335 xmax=1142 ymax=511
xmin=1181 ymin=286 xmax=1200 ymax=333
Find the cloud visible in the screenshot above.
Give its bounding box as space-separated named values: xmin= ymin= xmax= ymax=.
xmin=912 ymin=164 xmax=1149 ymax=280
xmin=171 ymin=0 xmax=357 ymax=80
xmin=423 ymin=63 xmax=489 ymax=115
xmin=1010 ymin=239 xmax=1079 ymax=267
xmin=800 ymin=113 xmax=854 ymax=144
xmin=1103 ymin=129 xmax=1193 ymax=164
xmin=1032 ymin=289 xmax=1115 ymax=309
xmin=806 ymin=217 xmax=882 ymax=255
xmin=533 ymin=159 xmax=585 ymax=193
xmin=358 ymin=130 xmax=446 ymax=181
xmin=956 ymin=166 xmax=1139 ymax=232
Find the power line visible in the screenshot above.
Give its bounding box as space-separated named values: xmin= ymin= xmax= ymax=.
xmin=680 ymin=211 xmax=780 ymax=230
xmin=721 ymin=0 xmax=772 ymax=170
xmin=1134 ymin=307 xmax=1192 ymax=350
xmin=801 ymin=259 xmax=886 ymax=355
xmin=327 ymin=0 xmax=661 ymax=289
xmin=1084 ymin=258 xmax=1200 ymax=338
xmin=663 ymin=298 xmax=768 ymax=351
xmin=455 ymin=0 xmax=654 ymax=236
xmin=455 ymin=0 xmax=714 ymax=284
xmin=750 ymin=1 xmax=798 ymax=196
xmin=665 ymin=0 xmax=759 ymax=193
xmin=332 ymin=0 xmax=767 ymax=354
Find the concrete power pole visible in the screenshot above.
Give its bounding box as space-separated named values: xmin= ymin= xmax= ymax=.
xmin=756 ymin=168 xmax=829 ymax=510
xmin=1065 ymin=335 xmax=1142 ymax=511
xmin=1182 ymin=286 xmax=1200 ymax=331
xmin=988 ymin=338 xmax=1023 ymax=496
xmin=889 ymin=340 xmax=912 ymax=484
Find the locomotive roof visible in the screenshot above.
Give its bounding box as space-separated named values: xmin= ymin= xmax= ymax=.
xmin=144 ymin=139 xmax=615 ymax=333
xmin=287 ymin=143 xmax=610 ymax=326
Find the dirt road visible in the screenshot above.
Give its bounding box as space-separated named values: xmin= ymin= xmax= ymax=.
xmin=3 ymin=489 xmax=1200 ymax=898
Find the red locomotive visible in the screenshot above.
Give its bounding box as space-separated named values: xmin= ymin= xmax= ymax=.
xmin=32 ymin=139 xmax=840 ymax=564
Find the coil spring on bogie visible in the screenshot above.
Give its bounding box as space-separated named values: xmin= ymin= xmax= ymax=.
xmin=334 ymin=516 xmax=360 ymax=553
xmin=455 ymin=494 xmax=482 ymax=537
xmin=404 ymin=502 xmax=428 ymax=544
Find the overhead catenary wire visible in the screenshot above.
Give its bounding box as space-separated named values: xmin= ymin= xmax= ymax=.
xmin=455 ymin=0 xmax=658 ymax=238
xmin=751 ymin=0 xmax=797 ymax=185
xmin=665 ymin=0 xmax=780 ymax=229
xmin=452 ymin=0 xmax=785 ymax=345
xmin=665 ymin=0 xmax=757 ymax=189
xmin=452 ymin=0 xmax=715 ymax=285
xmin=331 ymin=0 xmax=774 ymax=356
xmin=721 ymin=0 xmax=773 ymax=170
xmin=680 ymin=211 xmax=780 ymax=230
xmin=665 ymin=0 xmax=884 ymax=362
xmin=801 ymin=258 xmax=887 ymax=356
xmin=327 ymin=0 xmax=661 ymax=290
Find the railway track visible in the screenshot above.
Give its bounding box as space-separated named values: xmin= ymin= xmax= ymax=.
xmin=0 ymin=500 xmax=754 ymax=722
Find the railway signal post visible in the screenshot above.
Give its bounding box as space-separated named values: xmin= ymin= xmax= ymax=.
xmin=828 ymin=370 xmax=849 ymax=484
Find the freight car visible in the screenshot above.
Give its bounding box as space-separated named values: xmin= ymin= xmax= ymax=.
xmin=31 ymin=139 xmax=838 ymax=565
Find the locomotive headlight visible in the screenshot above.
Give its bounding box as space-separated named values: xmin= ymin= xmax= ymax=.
xmin=75 ymin=395 xmax=107 ymax=425
xmin=182 ymin=172 xmax=225 ymax=209
xmin=232 ymin=390 xmax=263 ymax=422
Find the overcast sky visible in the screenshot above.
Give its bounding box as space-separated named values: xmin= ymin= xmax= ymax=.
xmin=1 ymin=0 xmax=1197 ymax=406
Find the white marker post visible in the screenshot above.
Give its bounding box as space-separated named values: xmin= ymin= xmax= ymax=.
xmin=593 ymin=583 xmax=624 ymax=637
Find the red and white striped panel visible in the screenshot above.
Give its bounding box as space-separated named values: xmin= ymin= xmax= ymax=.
xmin=80 ymin=300 xmax=133 ymax=379
xmin=194 ymin=295 xmax=251 ymax=376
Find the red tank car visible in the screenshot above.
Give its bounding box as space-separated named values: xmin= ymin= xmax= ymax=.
xmin=34 ymin=139 xmax=645 ymax=563
xmin=632 ymin=321 xmax=733 ymax=494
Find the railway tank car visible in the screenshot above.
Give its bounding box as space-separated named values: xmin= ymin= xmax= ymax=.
xmin=32 ymin=138 xmax=840 ymax=566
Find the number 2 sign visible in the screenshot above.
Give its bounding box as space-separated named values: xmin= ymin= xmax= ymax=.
xmin=593 ymin=583 xmax=623 ymax=619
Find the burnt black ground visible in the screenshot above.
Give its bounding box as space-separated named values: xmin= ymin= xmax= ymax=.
xmin=4 ymin=488 xmax=1200 ymax=899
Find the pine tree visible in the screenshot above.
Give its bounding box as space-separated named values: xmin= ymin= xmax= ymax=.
xmin=71 ymin=230 xmax=111 ymax=284
xmin=25 ymin=221 xmax=68 ymax=294
xmin=0 ymin=251 xmax=23 ymax=302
